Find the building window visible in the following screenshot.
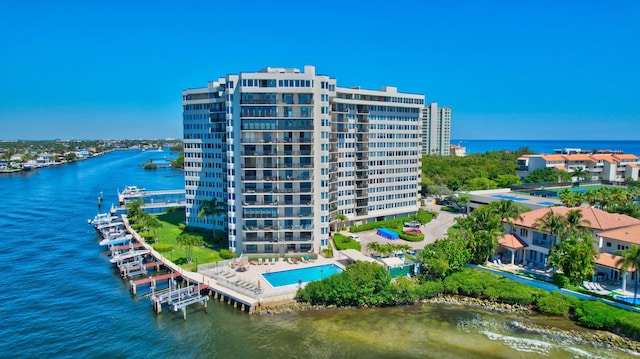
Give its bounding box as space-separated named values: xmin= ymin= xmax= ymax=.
xmin=606 ymin=242 xmax=611 ymax=247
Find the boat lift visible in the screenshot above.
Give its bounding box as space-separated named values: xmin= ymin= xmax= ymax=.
xmin=150 ymin=279 xmax=208 ymax=320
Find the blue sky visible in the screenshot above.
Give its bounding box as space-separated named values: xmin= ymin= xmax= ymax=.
xmin=0 ymin=0 xmax=638 ymax=140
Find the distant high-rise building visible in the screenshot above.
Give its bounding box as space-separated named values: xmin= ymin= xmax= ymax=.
xmin=421 ymin=102 xmax=451 ymax=156
xmin=182 ymin=65 xmax=425 ymax=255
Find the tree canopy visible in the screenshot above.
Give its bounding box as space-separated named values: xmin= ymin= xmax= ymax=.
xmin=420 ymin=148 xmax=530 ymax=192
xmin=523 ymin=168 xmax=572 ymax=183
xmin=418 ymin=235 xmax=471 ymax=279
xmin=548 ymin=233 xmax=597 ymax=285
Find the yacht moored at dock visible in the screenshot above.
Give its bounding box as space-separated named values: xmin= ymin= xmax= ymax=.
xmin=109 ymin=249 xmax=151 ymax=263
xmin=99 ymin=233 xmax=133 ymax=246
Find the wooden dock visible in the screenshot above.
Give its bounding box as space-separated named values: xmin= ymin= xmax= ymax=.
xmin=94 ymin=208 xmax=258 ymax=319
xmin=130 ymin=272 xmax=182 ymax=295
xmin=150 ymin=282 xmax=210 ymax=317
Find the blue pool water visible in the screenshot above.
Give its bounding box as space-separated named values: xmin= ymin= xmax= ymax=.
xmin=614 ymin=295 xmax=640 ymax=305
xmin=262 ymin=264 xmax=342 ymax=287
xmin=537 ymin=201 xmax=557 ymax=206
xmin=492 ymin=194 xmax=527 ymax=201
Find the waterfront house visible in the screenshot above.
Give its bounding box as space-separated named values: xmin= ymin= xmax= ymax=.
xmin=596 ymin=224 xmax=640 ymax=290
xmin=75 ymin=149 xmax=90 ymax=159
xmin=496 ymin=207 xmax=640 ymax=270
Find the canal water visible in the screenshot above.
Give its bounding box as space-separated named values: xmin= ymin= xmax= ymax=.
xmin=0 ymin=149 xmax=633 ymax=358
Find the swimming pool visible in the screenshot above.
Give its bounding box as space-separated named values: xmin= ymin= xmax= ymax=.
xmin=262 ymin=264 xmax=342 ymax=287
xmin=492 ymin=194 xmax=528 ymax=201
xmin=537 ymin=201 xmax=557 ymax=206
xmin=614 ymin=295 xmax=639 ymax=305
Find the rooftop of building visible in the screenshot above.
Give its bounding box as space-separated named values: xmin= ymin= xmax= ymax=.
xmin=517 ymin=153 xmax=639 ymax=163
xmin=513 ymin=206 xmax=640 ymax=231
xmin=599 ymin=224 xmax=640 ymax=245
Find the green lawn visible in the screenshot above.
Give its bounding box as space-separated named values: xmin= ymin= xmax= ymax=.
xmin=152 ymin=210 xmax=222 ymax=271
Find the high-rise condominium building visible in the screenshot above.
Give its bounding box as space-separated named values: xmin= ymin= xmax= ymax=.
xmin=182 ymin=66 xmax=424 ymax=255
xmin=421 ymin=102 xmax=451 ymax=156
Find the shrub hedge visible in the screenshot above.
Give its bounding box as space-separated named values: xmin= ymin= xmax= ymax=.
xmin=419 ymin=280 xmax=445 ymax=298
xmin=349 ymin=210 xmax=435 ymax=234
xmin=219 ymin=249 xmax=237 ymax=259
xmin=297 ymin=264 xmax=640 ymax=342
xmin=152 ymin=243 xmax=173 ymax=252
xmin=399 ymin=232 xmax=425 ymax=242
xmin=552 ymin=273 xmax=570 ymax=288
xmin=536 ymin=292 xmax=571 ymax=316
xmin=333 ymin=233 xmax=362 ymax=251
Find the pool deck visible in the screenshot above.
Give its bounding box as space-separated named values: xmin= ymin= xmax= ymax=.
xmin=199 ymin=255 xmax=343 ymax=304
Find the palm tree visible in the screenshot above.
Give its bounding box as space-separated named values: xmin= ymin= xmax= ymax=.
xmin=491 ymin=199 xmax=525 ymax=233
xmin=616 ymin=246 xmax=640 ymax=305
xmin=198 ymin=198 xmax=227 ymax=242
xmin=334 ymin=213 xmax=347 ymax=231
xmin=458 ymin=207 xmax=504 ymax=264
xmin=176 ymin=233 xmax=203 ymax=264
xmin=534 ymin=209 xmax=566 ymax=244
xmin=563 ymin=209 xmax=591 ymax=237
xmin=584 ymin=189 xmax=601 ymax=208
xmin=143 ymin=215 xmax=162 ymax=243
xmin=125 ymin=199 xmax=144 ymax=223
xmin=571 ymin=166 xmax=589 ymax=184
xmin=596 ymin=187 xmax=612 ymax=209
xmin=366 ymin=242 xmax=381 ymax=256
xmin=558 ymin=189 xmax=584 ymax=207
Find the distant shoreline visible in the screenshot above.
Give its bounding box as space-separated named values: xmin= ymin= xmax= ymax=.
xmin=452 ymin=139 xmax=640 ymax=155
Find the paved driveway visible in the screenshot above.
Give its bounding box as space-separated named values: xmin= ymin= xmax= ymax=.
xmin=341 ymin=206 xmax=463 ymax=256
xmin=422 ymin=204 xmax=463 ymax=244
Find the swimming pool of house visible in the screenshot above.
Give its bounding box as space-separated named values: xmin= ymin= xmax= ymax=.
xmin=613 ymin=295 xmax=639 ymax=306
xmin=262 ymin=264 xmax=342 ymax=287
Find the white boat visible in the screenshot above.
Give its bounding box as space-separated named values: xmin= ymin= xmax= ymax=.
xmin=96 ymin=221 xmax=124 ymax=231
xmin=110 ymin=249 xmax=150 ymax=263
xmin=121 ymin=185 xmax=146 ymax=196
xmin=99 ymin=234 xmax=133 ymax=246
xmin=22 ymin=160 xmax=37 ymax=171
xmin=100 ymin=229 xmax=128 ymax=240
xmin=89 ymin=213 xmax=119 ymax=226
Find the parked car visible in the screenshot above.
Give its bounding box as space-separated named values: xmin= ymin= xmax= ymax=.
xmin=349 ymin=234 xmax=361 ymax=242
xmin=403 ymin=221 xmax=420 ymax=228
